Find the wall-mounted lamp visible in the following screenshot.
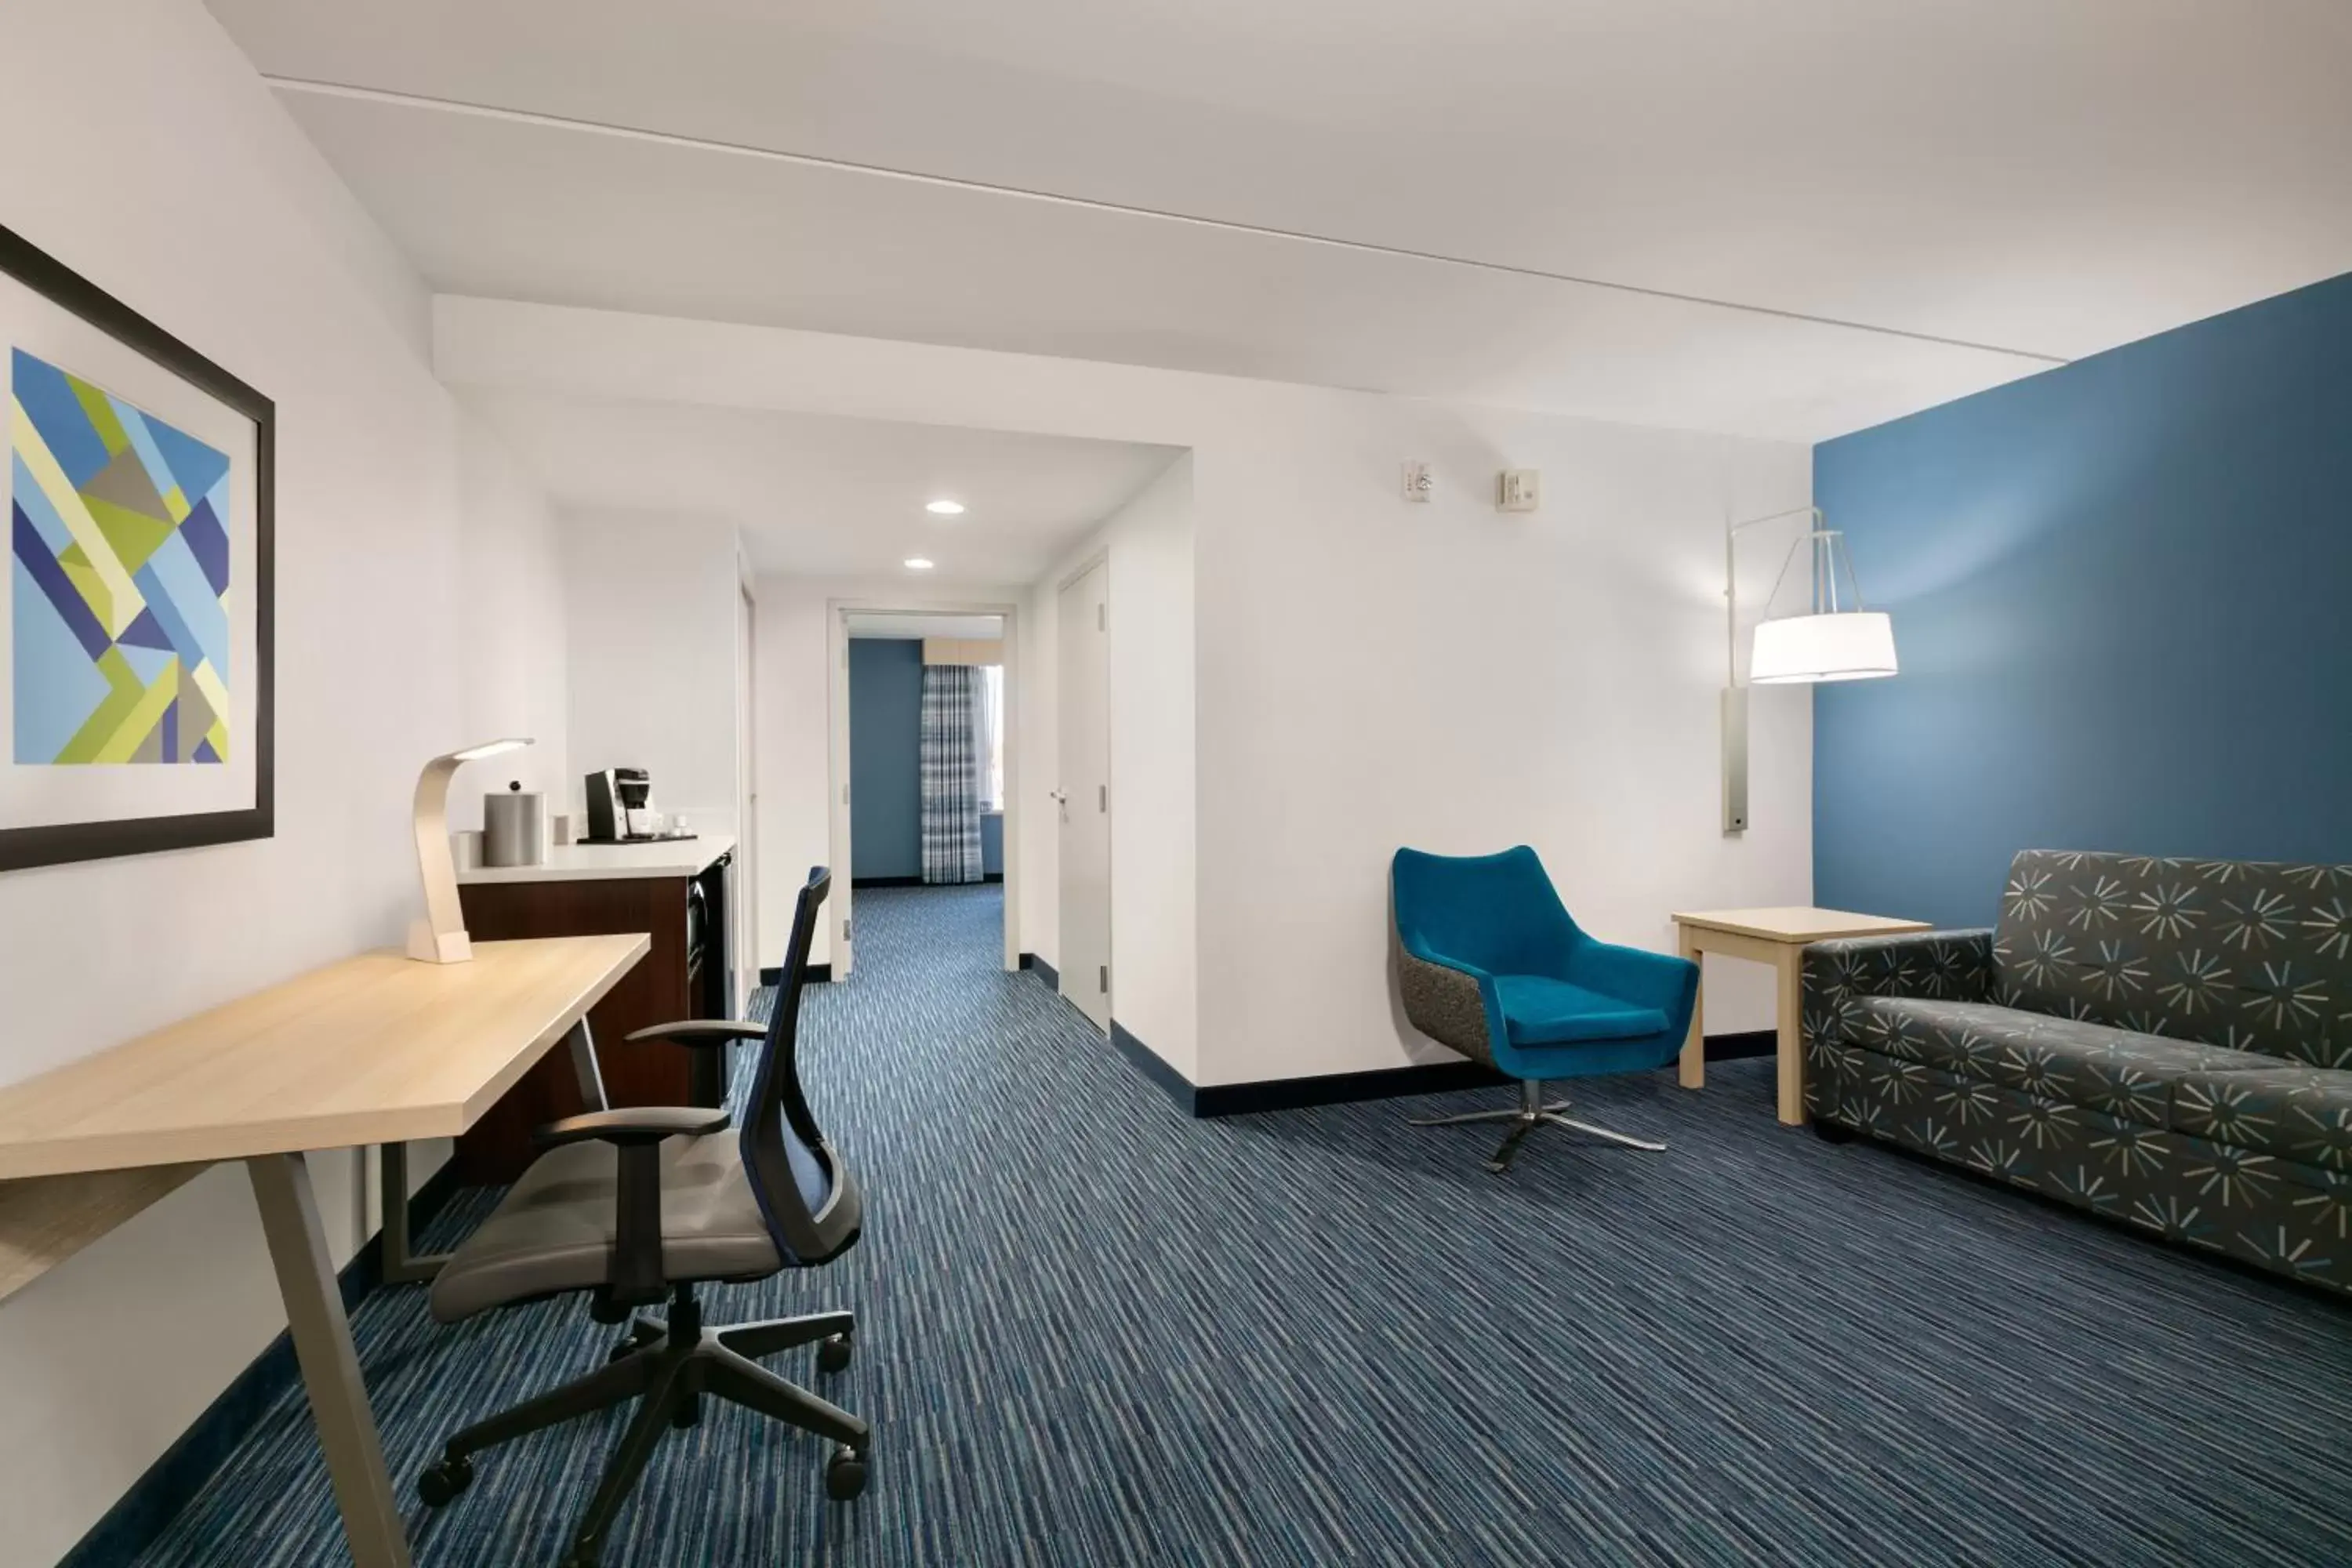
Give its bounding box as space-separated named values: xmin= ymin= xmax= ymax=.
xmin=408 ymin=738 xmax=532 ymax=962
xmin=1722 ymin=507 xmax=1896 ymax=833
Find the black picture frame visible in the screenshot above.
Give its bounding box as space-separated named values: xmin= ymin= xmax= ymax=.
xmin=0 ymin=223 xmax=274 ymax=873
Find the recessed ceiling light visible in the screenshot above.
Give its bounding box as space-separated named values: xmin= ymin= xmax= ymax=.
xmin=925 ymin=499 xmax=966 ymax=515
xmin=903 ymin=557 xmax=935 ymax=571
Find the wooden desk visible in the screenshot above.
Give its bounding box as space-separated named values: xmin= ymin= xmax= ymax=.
xmin=1672 ymin=907 xmax=1930 ymax=1127
xmin=0 ymin=934 xmax=648 ymax=1568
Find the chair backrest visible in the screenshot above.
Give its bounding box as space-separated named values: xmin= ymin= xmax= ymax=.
xmin=1992 ymin=848 xmax=2352 ymax=1065
xmin=1392 ymin=845 xmax=1584 ymax=976
xmin=739 ymin=866 xmax=863 ymax=1265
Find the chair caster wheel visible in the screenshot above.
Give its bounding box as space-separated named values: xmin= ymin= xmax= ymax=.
xmin=826 ymin=1446 xmax=869 ymax=1501
xmin=817 ymin=1333 xmax=853 ymax=1374
xmin=1811 ymin=1120 xmax=1857 ymax=1145
xmin=559 ymin=1551 xmax=600 ymax=1568
xmin=670 ymin=1395 xmax=702 ymax=1430
xmin=416 ymin=1456 xmax=473 ymax=1508
xmin=606 ymin=1339 xmax=636 ymax=1365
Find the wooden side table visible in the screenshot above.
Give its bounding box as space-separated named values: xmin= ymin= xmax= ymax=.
xmin=1672 ymin=907 xmax=1932 ymax=1126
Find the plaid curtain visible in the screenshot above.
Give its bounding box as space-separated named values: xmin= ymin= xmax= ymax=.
xmin=920 ymin=663 xmax=984 ymax=884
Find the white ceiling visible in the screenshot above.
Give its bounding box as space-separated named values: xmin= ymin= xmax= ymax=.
xmin=212 ymin=0 xmax=2352 ymax=440
xmin=461 ymin=389 xmax=1180 ymax=577
xmin=847 ymin=613 xmax=1005 ymax=641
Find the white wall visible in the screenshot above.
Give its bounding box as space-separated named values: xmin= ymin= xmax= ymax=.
xmin=561 ymin=510 xmax=742 ymax=823
xmin=1020 ymin=455 xmax=1200 ymax=1077
xmin=1188 ymin=410 xmax=1802 ymax=1084
xmin=753 ymin=573 xmax=1027 ymax=972
xmin=0 ymin=4 xmax=565 ymax=1559
xmin=452 ymin=418 xmax=571 ymax=827
xmin=441 ymin=299 xmax=1810 ymax=1091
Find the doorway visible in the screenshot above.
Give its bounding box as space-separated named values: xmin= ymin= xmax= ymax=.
xmin=1056 ymin=560 xmax=1111 ymax=1032
xmin=826 ymin=603 xmax=1022 ymax=979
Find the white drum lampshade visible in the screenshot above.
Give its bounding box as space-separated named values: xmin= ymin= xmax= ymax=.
xmin=1749 ymin=609 xmax=1899 ymax=684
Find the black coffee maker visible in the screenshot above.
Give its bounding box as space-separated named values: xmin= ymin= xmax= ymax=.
xmin=581 ymin=768 xmax=692 ymax=843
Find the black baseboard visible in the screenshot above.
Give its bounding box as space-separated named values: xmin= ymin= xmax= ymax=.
xmin=1110 ymin=1021 xmax=1195 ymax=1111
xmin=1025 ymin=954 xmax=1059 ymax=990
xmin=60 ymin=1159 xmax=463 ymax=1568
xmin=1706 ymin=1029 xmax=1776 ymax=1062
xmin=1192 ymin=1059 xmax=1505 ymax=1117
xmin=983 ymin=871 xmax=1005 ymax=884
xmin=759 ymin=964 xmax=832 ymax=985
xmin=851 ymin=875 xmax=923 ymax=888
xmin=1086 ymin=1027 xmax=1784 ymax=1120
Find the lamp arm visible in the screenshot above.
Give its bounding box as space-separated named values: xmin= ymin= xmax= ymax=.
xmin=409 ymin=755 xmax=468 ymax=962
xmin=405 ymin=736 xmax=533 ymax=964
xmin=1725 ymin=506 xmax=1824 ymax=688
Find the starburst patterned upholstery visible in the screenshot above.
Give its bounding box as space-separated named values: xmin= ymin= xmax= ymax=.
xmin=1806 ymin=850 xmax=2352 ymax=1297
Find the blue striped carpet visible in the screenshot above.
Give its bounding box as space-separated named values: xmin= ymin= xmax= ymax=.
xmin=133 ymin=884 xmax=2352 ymax=1566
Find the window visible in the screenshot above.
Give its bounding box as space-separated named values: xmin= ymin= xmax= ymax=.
xmin=975 ymin=662 xmax=1005 ymax=810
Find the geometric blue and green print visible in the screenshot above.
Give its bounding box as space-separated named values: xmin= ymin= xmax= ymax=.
xmin=10 ymin=347 xmax=230 ymax=764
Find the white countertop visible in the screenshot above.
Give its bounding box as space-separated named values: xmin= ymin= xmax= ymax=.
xmin=458 ymin=834 xmax=735 ymax=884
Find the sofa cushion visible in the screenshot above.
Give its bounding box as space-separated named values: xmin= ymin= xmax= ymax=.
xmin=1493 ymin=974 xmax=1666 ymax=1045
xmin=2174 ymin=1067 xmax=2352 ymax=1173
xmin=1854 ymin=996 xmax=2281 ymax=1125
xmin=1991 ymin=850 xmax=2352 ymax=1067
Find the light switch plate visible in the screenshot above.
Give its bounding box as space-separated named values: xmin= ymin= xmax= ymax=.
xmin=1497 ymin=469 xmax=1541 ymax=513
xmin=1401 ymin=460 xmax=1433 ymax=503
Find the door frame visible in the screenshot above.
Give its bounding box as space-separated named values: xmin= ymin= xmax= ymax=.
xmin=735 ymin=581 xmax=760 ymax=1013
xmin=826 ymin=597 xmax=1022 ymax=979
xmin=1053 ymin=551 xmax=1112 ymax=1029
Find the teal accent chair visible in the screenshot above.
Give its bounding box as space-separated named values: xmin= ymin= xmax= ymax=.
xmin=1392 ymin=846 xmax=1699 ymax=1172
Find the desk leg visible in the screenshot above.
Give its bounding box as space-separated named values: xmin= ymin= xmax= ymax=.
xmin=1677 ymin=929 xmax=1706 ymax=1091
xmin=378 ymin=1141 xmax=446 ymax=1285
xmin=569 ymin=1016 xmax=609 ymax=1112
xmin=247 ymin=1153 xmax=413 ymax=1568
xmin=1775 ymin=946 xmax=1806 ymax=1127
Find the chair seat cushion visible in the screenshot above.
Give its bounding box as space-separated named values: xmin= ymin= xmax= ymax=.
xmin=1853 ymin=997 xmax=2283 ymax=1125
xmin=2174 ymin=1067 xmax=2352 ymax=1171
xmin=429 ymin=1132 xmax=781 ymax=1325
xmin=1493 ymin=975 xmax=1667 ymax=1046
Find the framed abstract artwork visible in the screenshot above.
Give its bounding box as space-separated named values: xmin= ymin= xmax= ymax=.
xmin=0 ymin=224 xmax=274 ymax=872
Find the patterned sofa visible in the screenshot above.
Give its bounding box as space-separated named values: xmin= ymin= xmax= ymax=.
xmin=1804 ymin=850 xmax=2352 ymax=1296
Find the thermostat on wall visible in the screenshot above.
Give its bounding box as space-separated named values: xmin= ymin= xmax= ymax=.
xmin=1401 ymin=460 xmax=1433 ymax=503
xmin=1497 ymin=469 xmax=1541 ymax=513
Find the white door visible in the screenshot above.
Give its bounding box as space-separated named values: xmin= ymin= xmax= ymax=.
xmin=1058 ymin=562 xmax=1112 ymax=1032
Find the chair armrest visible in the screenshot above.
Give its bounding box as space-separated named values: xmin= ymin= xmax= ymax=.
xmin=623 ymin=1019 xmax=766 ymax=1048
xmin=1803 ymin=929 xmax=1995 ymax=1047
xmin=528 ymin=1107 xmax=729 ymax=1307
xmin=533 ymin=1106 xmax=731 ymax=1148
xmin=1564 ymin=940 xmax=1700 ymax=1026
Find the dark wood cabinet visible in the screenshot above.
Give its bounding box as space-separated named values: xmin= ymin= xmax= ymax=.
xmin=452 ymin=851 xmax=735 ymax=1183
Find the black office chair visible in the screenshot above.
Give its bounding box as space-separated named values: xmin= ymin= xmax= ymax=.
xmin=416 ymin=867 xmax=868 ymax=1568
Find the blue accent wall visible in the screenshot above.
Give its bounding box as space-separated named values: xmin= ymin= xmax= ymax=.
xmin=849 ymin=638 xmax=924 ymax=880
xmin=849 ymin=641 xmax=1005 ymax=880
xmin=1814 ymin=270 xmax=2352 ymax=930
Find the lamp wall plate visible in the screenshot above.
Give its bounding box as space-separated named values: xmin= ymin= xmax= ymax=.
xmin=1401 ymin=460 xmax=1433 ymax=503
xmin=1721 ymin=686 xmax=1749 ymax=835
xmin=1497 ymin=469 xmax=1541 ymax=513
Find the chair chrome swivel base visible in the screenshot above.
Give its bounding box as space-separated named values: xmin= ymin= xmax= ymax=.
xmin=1409 ymin=1077 xmax=1667 ymax=1174
xmin=417 ymin=1285 xmax=870 ymax=1567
